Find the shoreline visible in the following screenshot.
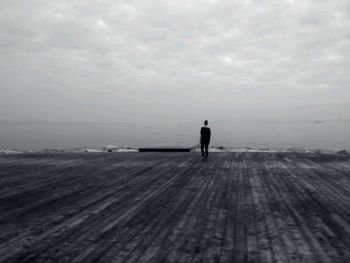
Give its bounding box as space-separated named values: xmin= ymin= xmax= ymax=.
xmin=1 ymin=145 xmax=349 ymax=155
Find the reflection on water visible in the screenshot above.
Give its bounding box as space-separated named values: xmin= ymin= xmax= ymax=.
xmin=0 ymin=120 xmax=349 ymax=151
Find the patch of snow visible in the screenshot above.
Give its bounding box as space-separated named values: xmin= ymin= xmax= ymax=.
xmin=40 ymin=148 xmax=66 ymax=153
xmin=209 ymin=147 xmax=227 ymax=152
xmin=102 ymin=145 xmax=138 ymax=152
xmin=192 ymin=145 xmax=227 ymax=152
xmin=0 ymin=149 xmax=23 ymax=154
xmin=103 ymin=145 xmax=119 ymax=152
xmin=84 ymin=148 xmax=103 ymax=153
xmin=193 ymin=145 xmax=279 ymax=153
xmin=117 ymin=148 xmax=138 ymax=152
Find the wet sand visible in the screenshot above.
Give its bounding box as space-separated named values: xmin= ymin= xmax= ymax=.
xmin=0 ymin=152 xmax=350 ymax=262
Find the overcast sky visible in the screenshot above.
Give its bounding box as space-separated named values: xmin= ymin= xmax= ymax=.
xmin=1 ymin=0 xmax=350 ymax=123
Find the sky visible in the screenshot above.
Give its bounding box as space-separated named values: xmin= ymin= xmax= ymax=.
xmin=1 ymin=0 xmax=350 ymax=123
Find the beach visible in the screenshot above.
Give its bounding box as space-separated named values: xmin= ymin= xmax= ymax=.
xmin=1 ymin=151 xmax=350 ymax=262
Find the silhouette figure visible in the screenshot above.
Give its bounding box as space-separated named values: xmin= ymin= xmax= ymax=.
xmin=200 ymin=120 xmax=211 ymax=160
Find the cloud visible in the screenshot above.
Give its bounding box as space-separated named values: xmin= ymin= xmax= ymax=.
xmin=0 ymin=0 xmax=350 ymax=122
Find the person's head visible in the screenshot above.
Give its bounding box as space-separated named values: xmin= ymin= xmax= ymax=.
xmin=204 ymin=120 xmax=208 ymax=126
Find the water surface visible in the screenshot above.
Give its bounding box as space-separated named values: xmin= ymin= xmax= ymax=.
xmin=0 ymin=120 xmax=349 ymax=151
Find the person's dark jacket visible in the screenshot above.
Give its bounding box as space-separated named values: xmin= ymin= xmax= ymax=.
xmin=200 ymin=127 xmax=211 ymax=144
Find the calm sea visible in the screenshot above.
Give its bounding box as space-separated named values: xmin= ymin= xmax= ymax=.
xmin=0 ymin=120 xmax=349 ymax=151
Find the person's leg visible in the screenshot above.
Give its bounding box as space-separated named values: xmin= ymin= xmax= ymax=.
xmin=205 ymin=143 xmax=209 ymax=158
xmin=201 ymin=143 xmax=205 ymax=157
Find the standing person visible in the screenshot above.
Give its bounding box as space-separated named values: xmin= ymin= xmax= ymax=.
xmin=200 ymin=120 xmax=211 ymax=161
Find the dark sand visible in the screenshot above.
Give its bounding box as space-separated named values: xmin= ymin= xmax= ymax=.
xmin=0 ymin=152 xmax=350 ymax=263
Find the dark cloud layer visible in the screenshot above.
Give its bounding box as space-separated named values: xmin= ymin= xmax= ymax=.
xmin=1 ymin=0 xmax=350 ymax=122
